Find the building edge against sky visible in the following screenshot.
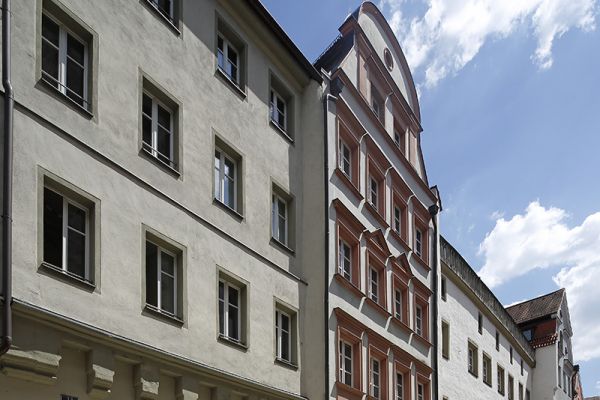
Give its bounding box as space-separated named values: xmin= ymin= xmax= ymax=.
xmin=0 ymin=0 xmax=584 ymax=399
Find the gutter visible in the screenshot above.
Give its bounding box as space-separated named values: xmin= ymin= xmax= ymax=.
xmin=1 ymin=0 xmax=13 ymax=356
xmin=428 ymin=204 xmax=440 ymax=400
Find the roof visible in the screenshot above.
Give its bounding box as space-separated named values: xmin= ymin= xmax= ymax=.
xmin=506 ymin=288 xmax=565 ymax=325
xmin=530 ymin=333 xmax=558 ymax=349
xmin=245 ymin=0 xmax=322 ymax=83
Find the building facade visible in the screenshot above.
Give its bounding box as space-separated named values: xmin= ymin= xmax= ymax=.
xmin=0 ymin=0 xmax=323 ymax=399
xmin=507 ymin=289 xmax=576 ymax=400
xmin=439 ymin=238 xmax=534 ymax=400
xmin=314 ymin=3 xmax=441 ymax=400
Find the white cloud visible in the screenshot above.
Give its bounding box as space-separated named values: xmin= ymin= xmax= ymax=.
xmin=478 ymin=201 xmax=600 ymax=361
xmin=380 ymin=0 xmax=598 ymax=87
xmin=489 ymin=210 xmax=505 ymax=220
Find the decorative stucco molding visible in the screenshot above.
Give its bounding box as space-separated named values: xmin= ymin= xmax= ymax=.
xmin=134 ymin=363 xmax=160 ymax=400
xmin=86 ymin=349 xmax=115 ymax=399
xmin=0 ymin=348 xmax=61 ymax=385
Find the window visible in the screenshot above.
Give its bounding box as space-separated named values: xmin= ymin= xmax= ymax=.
xmin=219 ymin=280 xmax=241 ymax=342
xmin=508 ymin=375 xmax=514 ymax=400
xmin=61 ymin=396 xmax=78 ymax=400
xmin=145 ymin=0 xmax=178 ymax=25
xmin=478 ymin=313 xmax=483 ymax=334
xmin=339 ymin=341 xmax=353 ymax=386
xmin=558 ymin=366 xmax=562 ymax=388
xmin=275 ymin=309 xmax=291 ymax=362
xmin=369 ymin=267 xmax=379 ymax=304
xmin=370 ymin=358 xmax=381 ymax=399
xmin=214 ymin=148 xmax=238 ymax=210
xmin=483 ymin=354 xmax=492 ymax=386
xmin=371 ymin=85 xmax=384 ymax=123
xmin=369 ymin=176 xmax=379 ymax=210
xmin=415 ymin=229 xmax=423 ymax=257
xmin=43 ymin=187 xmax=90 ymax=281
xmin=394 ymin=288 xmax=403 ymax=321
xmin=498 ymin=365 xmax=505 ymax=395
xmin=415 ymin=305 xmax=423 ymax=336
xmin=441 ymin=276 xmax=447 ymax=301
xmin=339 ymin=139 xmax=352 ymax=178
xmin=526 ymin=389 xmax=531 ymax=400
xmin=496 ymin=331 xmax=500 ymax=351
xmin=217 ymin=34 xmax=239 ymax=85
xmin=393 ymin=206 xmax=402 ymax=234
xmin=145 ymin=236 xmax=183 ymax=319
xmin=394 ymin=130 xmax=401 ymax=148
xmin=510 ymin=347 xmax=513 ymax=364
xmin=41 ymin=12 xmax=89 ymax=110
xmin=441 ymin=321 xmax=450 ymax=359
xmin=468 ymin=342 xmax=478 ymax=376
xmin=417 ymin=383 xmax=425 ymax=400
xmin=396 ymin=372 xmax=404 ymax=400
xmin=521 ymin=359 xmax=524 ymax=375
xmin=519 ymin=383 xmax=524 ymax=400
xmin=338 ymin=239 xmax=352 ymax=280
xmin=270 ymin=90 xmax=287 ymax=131
xmin=271 ymin=193 xmax=289 ymax=246
xmin=523 ymin=328 xmax=533 ymax=341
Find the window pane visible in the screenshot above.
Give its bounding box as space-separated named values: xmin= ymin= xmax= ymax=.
xmin=157 ymin=0 xmax=172 ymax=17
xmin=228 ymin=286 xmax=238 ymax=307
xmin=142 ymin=116 xmax=152 ymax=147
xmin=160 ymin=251 xmax=175 ymax=276
xmin=281 ymin=327 xmax=290 ymax=360
xmin=145 ymin=242 xmax=158 ymax=307
xmin=67 ymin=203 xmax=86 ymax=233
xmin=218 ymin=281 xmax=225 ymax=335
xmin=41 ymin=40 xmax=59 ymax=84
xmin=157 ymin=126 xmax=172 ymax=162
xmin=228 ymin=306 xmax=239 ymax=340
xmin=157 ymin=105 xmax=171 ymax=130
xmin=214 ymin=151 xmax=221 ymax=200
xmin=67 ymin=227 xmax=86 ymax=276
xmin=224 ymin=158 xmax=235 ymax=208
xmin=142 ymin=94 xmax=152 ymax=116
xmin=66 ymin=59 xmax=85 ymax=105
xmin=42 ymin=15 xmax=60 ymax=46
xmin=160 ymin=273 xmax=175 ymax=314
xmin=43 ymin=188 xmax=63 ymax=267
xmin=67 ymin=34 xmax=85 ymax=66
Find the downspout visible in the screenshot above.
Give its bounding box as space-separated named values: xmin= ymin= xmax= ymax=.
xmin=0 ymin=0 xmax=13 ymax=357
xmin=428 ymin=204 xmax=440 ymax=400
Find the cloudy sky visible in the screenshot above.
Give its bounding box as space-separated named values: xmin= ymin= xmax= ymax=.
xmin=261 ymin=0 xmax=600 ymax=394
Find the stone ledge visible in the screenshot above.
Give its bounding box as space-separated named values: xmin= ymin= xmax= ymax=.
xmin=0 ymin=348 xmax=61 ymax=385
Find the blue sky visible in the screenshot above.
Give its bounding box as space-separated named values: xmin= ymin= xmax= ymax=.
xmin=261 ymin=0 xmax=600 ymax=395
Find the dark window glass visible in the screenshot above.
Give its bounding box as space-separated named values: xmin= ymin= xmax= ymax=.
xmin=218 ymin=281 xmax=225 ymax=335
xmin=145 ymin=241 xmax=158 ymax=307
xmin=43 ymin=188 xmax=63 ymax=267
xmin=160 ymin=251 xmax=175 ymax=314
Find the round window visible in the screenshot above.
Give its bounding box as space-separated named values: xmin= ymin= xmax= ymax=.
xmin=384 ymin=48 xmax=394 ymax=71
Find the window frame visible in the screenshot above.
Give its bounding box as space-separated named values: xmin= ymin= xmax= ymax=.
xmin=338 ymin=238 xmax=353 ymax=281
xmin=217 ymin=33 xmax=240 ymax=86
xmin=271 ymin=192 xmax=289 ymax=246
xmin=415 ymin=304 xmax=424 ymax=336
xmin=468 ymin=341 xmax=478 ymax=377
xmin=415 ymin=228 xmax=423 ymax=258
xmin=145 ymin=239 xmax=179 ymax=317
xmin=214 ymin=147 xmax=238 ymax=210
xmin=482 ymin=353 xmax=492 ymax=386
xmin=339 ymin=138 xmax=353 ymax=179
xmin=219 ymin=279 xmax=242 ymax=342
xmin=270 ymin=88 xmax=287 ymax=132
xmin=441 ymin=320 xmax=450 ymax=360
xmin=498 ymin=365 xmax=506 ymax=395
xmin=275 ymin=308 xmax=292 ymax=362
xmin=370 ymin=357 xmax=381 ymax=399
xmin=142 ymin=90 xmax=175 ymax=167
xmin=369 ymin=266 xmax=380 ymax=304
xmin=508 ymin=374 xmax=515 ymax=400
xmin=339 ymin=340 xmax=354 ymax=387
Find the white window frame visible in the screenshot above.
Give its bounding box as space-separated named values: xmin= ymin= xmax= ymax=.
xmin=369 ymin=266 xmax=379 ymax=303
xmin=338 ymin=239 xmax=352 ymax=280
xmin=214 ymin=148 xmax=237 ymax=209
xmin=142 ymin=91 xmax=174 ymax=164
xmin=271 ymin=193 xmax=289 ymax=245
xmin=270 ymin=89 xmax=287 ymax=131
xmin=415 ymin=228 xmax=423 ymax=257
xmin=369 ymin=176 xmax=378 ymax=209
xmin=393 ymin=205 xmax=401 ymax=234
xmin=396 ymin=372 xmax=404 ymax=400
xmin=148 ymin=240 xmax=178 ymax=316
xmin=415 ymin=304 xmax=423 ymax=336
xmin=394 ymin=288 xmax=403 ymax=321
xmin=339 ymin=340 xmax=353 ymax=386
xmin=275 ymin=308 xmax=292 ymax=362
xmin=370 ymin=358 xmax=381 ymax=399
xmin=44 ymin=187 xmax=90 ymax=280
xmin=217 ymin=33 xmax=240 ymax=85
xmin=41 ymin=12 xmax=89 ymax=109
xmin=417 ymin=383 xmax=425 ymax=400
xmin=219 ymin=280 xmax=241 ymax=341
xmin=148 ymin=0 xmax=174 ymax=21
xmin=339 ymin=139 xmax=352 ymax=178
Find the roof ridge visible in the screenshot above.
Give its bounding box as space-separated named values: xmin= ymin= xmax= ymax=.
xmin=505 ymin=288 xmax=565 ymax=309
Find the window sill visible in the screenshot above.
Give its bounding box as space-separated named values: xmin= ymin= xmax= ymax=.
xmin=213 ymin=198 xmax=244 ymax=221
xmin=364 ymin=201 xmax=388 ymax=230
xmin=139 ymin=147 xmax=181 ymax=178
xmin=217 ymin=334 xmax=248 ymax=351
xmin=269 ymin=120 xmax=294 ymax=144
xmin=215 ymin=68 xmax=246 ymax=100
xmin=143 ymin=304 xmax=184 ymax=326
xmin=270 ymin=237 xmax=295 ymax=256
xmin=142 ymin=0 xmax=181 ymax=35
xmin=468 ymin=371 xmax=478 ymax=379
xmin=333 ymin=273 xmax=364 ymax=299
xmin=412 ymin=332 xmax=433 ymax=348
xmin=274 ymin=357 xmax=298 ymax=370
xmin=38 ymin=78 xmax=94 ymax=119
xmin=39 ymin=262 xmax=95 ymax=291
xmin=364 ymin=296 xmax=391 ymax=319
xmin=334 ymin=168 xmax=363 ymax=201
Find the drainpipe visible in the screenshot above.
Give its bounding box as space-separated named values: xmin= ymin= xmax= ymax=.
xmin=428 ymin=204 xmax=440 ymax=400
xmin=1 ymin=0 xmax=14 ymax=357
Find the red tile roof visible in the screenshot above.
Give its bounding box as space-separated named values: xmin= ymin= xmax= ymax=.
xmin=506 ymin=288 xmax=565 ymax=325
xmin=530 ymin=333 xmax=558 ymax=349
